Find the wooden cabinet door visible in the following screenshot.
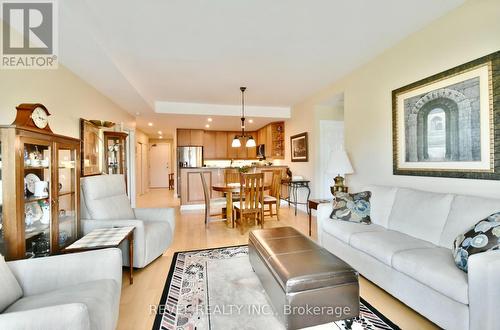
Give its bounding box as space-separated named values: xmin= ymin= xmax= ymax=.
xmin=257 ymin=127 xmax=266 ymax=146
xmin=215 ymin=131 xmax=228 ymax=159
xmin=265 ymin=125 xmax=273 ymax=157
xmin=203 ymin=131 xmax=216 ymax=159
xmin=190 ymin=130 xmax=204 ymax=146
xmin=177 ymin=129 xmax=191 ymax=146
xmin=226 ymin=132 xmax=238 ymax=159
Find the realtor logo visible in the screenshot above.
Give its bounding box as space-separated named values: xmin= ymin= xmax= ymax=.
xmin=1 ymin=0 xmax=58 ymax=69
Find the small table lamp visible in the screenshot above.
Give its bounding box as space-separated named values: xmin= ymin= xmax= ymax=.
xmin=327 ymin=147 xmax=354 ymax=196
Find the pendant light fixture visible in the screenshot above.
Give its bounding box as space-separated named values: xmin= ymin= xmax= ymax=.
xmin=232 ymin=87 xmax=256 ymax=148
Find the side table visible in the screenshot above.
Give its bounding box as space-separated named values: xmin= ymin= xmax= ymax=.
xmin=307 ymin=199 xmax=333 ymax=236
xmin=64 ymin=226 xmax=135 ymax=284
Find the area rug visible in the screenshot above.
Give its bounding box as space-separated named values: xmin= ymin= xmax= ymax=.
xmin=153 ymin=246 xmax=400 ymax=330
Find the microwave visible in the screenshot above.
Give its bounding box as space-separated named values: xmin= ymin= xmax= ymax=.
xmin=257 ymin=144 xmax=265 ymax=159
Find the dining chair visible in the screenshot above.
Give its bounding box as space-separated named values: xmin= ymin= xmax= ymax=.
xmin=264 ymin=170 xmax=282 ymax=220
xmin=224 ymin=168 xmax=242 ymax=202
xmin=200 ymin=172 xmax=227 ymax=225
xmin=233 ymin=173 xmax=265 ymax=234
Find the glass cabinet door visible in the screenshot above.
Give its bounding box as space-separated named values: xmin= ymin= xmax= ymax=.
xmin=55 ymin=144 xmax=78 ymax=250
xmin=22 ymin=139 xmax=52 ymax=258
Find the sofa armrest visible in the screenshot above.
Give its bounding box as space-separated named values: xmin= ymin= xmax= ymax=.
xmin=316 ymin=203 xmax=333 ymax=246
xmin=7 ymin=248 xmax=122 ymax=296
xmin=468 ymin=250 xmax=500 ymax=330
xmin=0 ymin=303 xmax=91 ymax=330
xmin=134 ymin=207 xmax=176 ymax=231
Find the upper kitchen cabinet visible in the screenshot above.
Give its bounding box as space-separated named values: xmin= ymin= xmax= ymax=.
xmin=214 ymin=131 xmax=228 ymax=159
xmin=257 ymin=122 xmax=285 ymax=159
xmin=177 ymin=129 xmax=204 ymax=146
xmin=203 ymin=131 xmax=216 ymax=159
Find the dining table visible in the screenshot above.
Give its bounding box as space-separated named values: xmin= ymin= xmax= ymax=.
xmin=212 ymin=183 xmax=271 ymax=226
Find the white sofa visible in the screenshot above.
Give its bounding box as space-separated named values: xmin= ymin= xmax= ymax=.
xmin=0 ymin=248 xmax=122 ymax=330
xmin=317 ymin=185 xmax=500 ymax=330
xmin=80 ymin=174 xmax=176 ymax=268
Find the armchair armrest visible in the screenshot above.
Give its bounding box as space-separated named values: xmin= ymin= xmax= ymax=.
xmin=134 ymin=207 xmax=176 ymax=231
xmin=316 ymin=203 xmax=333 ymax=246
xmin=0 ymin=304 xmax=91 ymax=330
xmin=7 ymin=248 xmax=122 ymax=296
xmin=468 ymin=250 xmax=500 ymax=330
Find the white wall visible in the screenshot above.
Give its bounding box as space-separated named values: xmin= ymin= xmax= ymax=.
xmin=288 ymin=0 xmax=500 ymax=199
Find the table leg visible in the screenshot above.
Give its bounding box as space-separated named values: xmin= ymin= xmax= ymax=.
xmin=128 ymin=231 xmax=134 ymax=285
xmin=308 ymin=209 xmax=312 ymax=236
xmin=293 ymin=185 xmax=298 ymax=216
xmin=226 ymin=193 xmax=234 ymax=227
xmin=306 ymin=185 xmax=311 ymax=215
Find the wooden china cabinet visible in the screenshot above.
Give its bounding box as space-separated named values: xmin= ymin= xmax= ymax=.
xmin=0 ymin=104 xmax=81 ymax=260
xmin=103 ymin=131 xmax=128 ymax=179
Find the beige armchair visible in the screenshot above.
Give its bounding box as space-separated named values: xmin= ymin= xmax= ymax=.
xmin=80 ymin=174 xmax=176 ymax=268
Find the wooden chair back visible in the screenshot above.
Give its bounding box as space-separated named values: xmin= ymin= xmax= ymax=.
xmin=200 ymin=172 xmax=211 ymax=224
xmin=270 ymin=170 xmax=282 ymax=199
xmin=239 ymin=173 xmax=264 ymax=212
xmin=225 ymin=169 xmax=241 ymax=184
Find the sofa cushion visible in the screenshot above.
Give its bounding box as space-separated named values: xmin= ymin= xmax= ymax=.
xmin=349 ymin=230 xmax=435 ymax=266
xmin=452 ymin=212 xmax=500 ymax=272
xmin=322 ymin=220 xmax=386 ymax=244
xmin=392 ymin=247 xmax=469 ymax=305
xmin=81 ymin=175 xmax=135 ymax=220
xmin=439 ymin=195 xmax=500 ymax=248
xmin=4 ymin=279 xmax=119 ymax=330
xmin=0 ymin=255 xmax=23 ymax=312
xmin=388 ymin=188 xmax=453 ymax=245
xmin=330 ymin=191 xmax=372 ymax=224
xmin=361 ymin=185 xmax=398 ymax=228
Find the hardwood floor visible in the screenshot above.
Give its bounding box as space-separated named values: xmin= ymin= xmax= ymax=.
xmin=119 ymin=188 xmax=438 ymax=330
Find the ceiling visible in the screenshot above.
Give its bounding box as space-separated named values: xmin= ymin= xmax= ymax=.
xmin=57 ymin=0 xmax=464 ymax=138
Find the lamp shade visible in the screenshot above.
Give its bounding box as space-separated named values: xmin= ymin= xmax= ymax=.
xmin=327 ymin=148 xmax=354 ymax=176
xmin=231 ymin=136 xmax=241 ymax=148
xmin=246 ymin=136 xmax=256 ymax=147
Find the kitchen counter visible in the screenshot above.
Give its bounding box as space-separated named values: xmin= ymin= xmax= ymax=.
xmin=178 ymin=165 xmax=288 ymax=206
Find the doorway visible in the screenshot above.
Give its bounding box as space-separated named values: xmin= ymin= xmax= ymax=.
xmin=149 ymin=142 xmax=172 ymax=188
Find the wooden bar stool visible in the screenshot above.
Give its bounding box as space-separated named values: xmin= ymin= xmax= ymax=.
xmin=168 ymin=173 xmax=174 ymax=190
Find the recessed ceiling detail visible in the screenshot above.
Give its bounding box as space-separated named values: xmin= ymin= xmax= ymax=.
xmin=155 ymin=101 xmax=290 ymax=118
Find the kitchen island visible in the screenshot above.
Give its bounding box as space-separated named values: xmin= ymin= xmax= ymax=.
xmin=179 ymin=166 xmax=288 ymax=208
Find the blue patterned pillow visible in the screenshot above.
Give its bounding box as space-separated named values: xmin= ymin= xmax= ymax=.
xmin=453 ymin=212 xmax=500 ymax=272
xmin=329 ymin=191 xmax=371 ymax=225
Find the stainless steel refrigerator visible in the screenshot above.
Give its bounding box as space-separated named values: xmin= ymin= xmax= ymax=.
xmin=176 ymin=146 xmax=203 ymax=194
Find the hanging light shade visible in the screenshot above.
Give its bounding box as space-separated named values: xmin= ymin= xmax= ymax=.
xmin=232 ymin=136 xmax=241 ymax=147
xmin=246 ymin=136 xmax=256 ymax=147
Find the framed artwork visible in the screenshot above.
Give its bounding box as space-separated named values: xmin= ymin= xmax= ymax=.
xmin=290 ymin=132 xmax=308 ymax=162
xmin=392 ymin=51 xmax=500 ymax=180
xmin=80 ymin=119 xmax=103 ymax=176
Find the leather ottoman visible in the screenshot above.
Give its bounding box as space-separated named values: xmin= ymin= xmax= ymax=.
xmin=249 ymin=226 xmax=359 ymax=329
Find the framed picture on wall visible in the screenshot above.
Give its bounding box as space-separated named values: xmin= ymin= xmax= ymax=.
xmin=392 ymin=51 xmax=500 ymax=180
xmin=290 ymin=132 xmax=308 ymax=162
xmin=80 ymin=119 xmax=103 ymax=176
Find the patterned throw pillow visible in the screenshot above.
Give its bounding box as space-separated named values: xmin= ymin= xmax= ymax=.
xmin=329 ymin=191 xmax=372 ymax=225
xmin=453 ymin=212 xmax=500 ymax=272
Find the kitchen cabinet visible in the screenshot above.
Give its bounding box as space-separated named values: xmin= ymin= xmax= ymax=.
xmin=203 ymin=131 xmax=216 ymax=159
xmin=177 ymin=129 xmax=204 ymax=146
xmin=190 ymin=130 xmax=204 ymax=146
xmin=214 ymin=131 xmax=227 ymax=159
xmin=177 ymin=129 xmax=191 ymax=146
xmin=256 ymin=122 xmax=284 ymax=159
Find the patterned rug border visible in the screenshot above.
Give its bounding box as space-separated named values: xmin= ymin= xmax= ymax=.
xmin=152 ymin=245 xmax=401 ymax=330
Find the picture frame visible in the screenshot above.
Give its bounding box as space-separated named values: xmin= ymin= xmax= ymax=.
xmin=392 ymin=51 xmax=500 ymax=180
xmin=80 ymin=118 xmax=103 ymax=176
xmin=290 ymin=132 xmax=308 ymax=162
